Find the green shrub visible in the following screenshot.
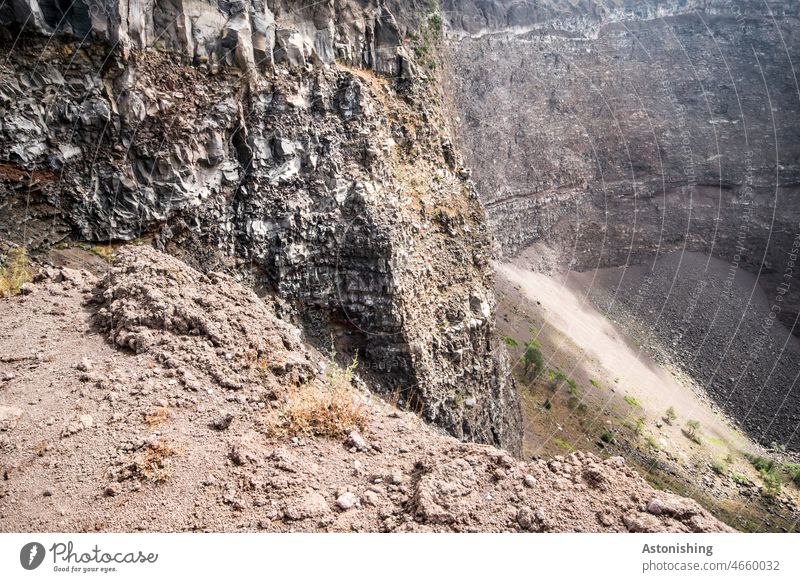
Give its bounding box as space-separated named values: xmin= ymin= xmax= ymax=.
xmin=546 ymin=368 xmax=578 ymax=394
xmin=761 ymin=469 xmax=783 ymax=498
xmin=745 ymin=453 xmax=775 ymax=473
xmin=502 ymin=336 xmax=518 ymax=348
xmin=665 ymin=406 xmax=677 ymax=424
xmin=624 ymin=394 xmax=641 ymax=407
xmin=600 ymin=431 xmax=615 ymax=444
xmin=553 ymin=438 xmax=575 ymax=453
xmin=523 ymin=340 xmax=544 ymax=378
xmin=645 ymin=435 xmax=662 ymax=450
xmin=566 ymin=378 xmax=578 ymax=396
xmin=731 ymin=472 xmax=750 ymax=486
xmin=785 ymin=463 xmax=800 ymax=487
xmin=428 ymin=13 xmax=443 ymax=35
xmin=710 ymin=458 xmax=727 ymax=475
xmin=744 ymin=453 xmax=783 ymax=498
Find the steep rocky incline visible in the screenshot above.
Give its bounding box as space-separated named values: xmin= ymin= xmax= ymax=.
xmin=446 ymin=0 xmax=800 ymax=322
xmin=444 ymin=0 xmax=800 ymax=449
xmin=0 ymin=1 xmax=521 ymax=452
xmin=0 ymin=246 xmax=731 ymax=532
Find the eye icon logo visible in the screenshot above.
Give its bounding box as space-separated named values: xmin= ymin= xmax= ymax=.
xmin=20 ymin=542 xmax=46 ymax=570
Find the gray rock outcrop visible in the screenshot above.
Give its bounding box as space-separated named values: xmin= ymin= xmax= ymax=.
xmin=0 ymin=1 xmax=522 ymax=453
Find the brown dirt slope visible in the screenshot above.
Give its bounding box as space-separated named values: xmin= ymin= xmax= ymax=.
xmin=0 ymin=246 xmax=731 ymax=532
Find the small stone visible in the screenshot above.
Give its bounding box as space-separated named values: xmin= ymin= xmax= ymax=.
xmin=362 ymin=490 xmax=379 ymax=507
xmin=548 ymin=460 xmax=562 ymax=473
xmin=464 ymin=397 xmax=476 ymax=408
xmin=516 ymin=507 xmax=534 ymax=530
xmin=605 ymin=456 xmax=626 ymax=467
xmin=76 ymin=358 xmax=93 ymax=372
xmin=388 ymin=470 xmax=403 ymax=485
xmin=597 ymin=511 xmax=615 ymax=527
xmin=20 ymin=282 xmax=35 ymax=295
xmin=524 ymin=474 xmax=537 ymax=488
xmin=623 ymin=512 xmax=663 ymax=532
xmin=104 ymin=485 xmax=119 ymax=497
xmin=43 ymin=489 xmax=53 ymax=497
xmin=535 ymin=508 xmax=546 ymax=522
xmin=646 ymin=498 xmax=665 ymax=515
xmin=336 ymin=492 xmax=360 ymax=510
xmin=211 ymin=412 xmax=234 ymax=431
xmin=284 ymin=492 xmax=330 ymax=521
xmin=0 ymin=406 xmax=23 ymax=431
xmin=346 ymin=430 xmax=369 ymax=451
xmin=1 ymin=372 xmax=14 ymax=382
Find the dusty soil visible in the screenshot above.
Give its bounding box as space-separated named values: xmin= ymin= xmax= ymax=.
xmin=494 ymin=249 xmax=800 ymax=532
xmin=0 ymin=245 xmax=731 ymax=532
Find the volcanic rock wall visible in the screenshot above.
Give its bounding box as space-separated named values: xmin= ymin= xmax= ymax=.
xmin=444 ymin=0 xmax=800 ymax=449
xmin=0 ymin=1 xmax=522 ymax=453
xmin=445 ymin=0 xmax=800 ymax=329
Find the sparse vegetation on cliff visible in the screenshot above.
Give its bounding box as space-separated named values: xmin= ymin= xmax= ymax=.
xmin=683 ymin=420 xmax=701 ymax=444
xmin=744 ymin=453 xmax=785 ymax=498
xmin=0 ymin=247 xmax=32 ymax=297
xmin=276 ymin=351 xmax=367 ymax=438
xmin=624 ymin=395 xmax=641 ymax=408
xmin=786 ymin=463 xmax=800 ymax=487
xmin=523 ymin=339 xmax=544 ymax=378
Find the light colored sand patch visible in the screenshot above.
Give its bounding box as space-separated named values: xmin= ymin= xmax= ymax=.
xmin=497 ymin=262 xmax=749 ymax=456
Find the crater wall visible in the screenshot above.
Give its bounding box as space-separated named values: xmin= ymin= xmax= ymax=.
xmin=445 ymin=0 xmax=800 ymax=449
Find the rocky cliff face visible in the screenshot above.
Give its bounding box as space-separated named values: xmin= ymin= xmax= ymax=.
xmin=0 ymin=1 xmax=522 ymax=453
xmin=444 ymin=0 xmax=800 ymax=449
xmin=446 ymin=0 xmax=800 ymax=320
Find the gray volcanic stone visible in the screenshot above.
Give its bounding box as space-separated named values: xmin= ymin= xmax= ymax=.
xmin=0 ymin=0 xmax=522 ymax=455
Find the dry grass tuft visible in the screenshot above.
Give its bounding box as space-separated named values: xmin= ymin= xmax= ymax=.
xmin=34 ymin=440 xmax=49 ymax=457
xmin=0 ymin=247 xmax=33 ymax=298
xmin=133 ymin=440 xmax=176 ymax=482
xmin=277 ymin=383 xmax=368 ymax=438
xmin=144 ymin=406 xmax=171 ymax=427
xmin=269 ymin=350 xmax=367 ymax=438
